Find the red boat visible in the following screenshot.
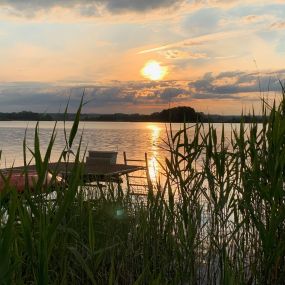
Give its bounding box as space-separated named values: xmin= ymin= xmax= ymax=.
xmin=0 ymin=171 xmax=56 ymax=193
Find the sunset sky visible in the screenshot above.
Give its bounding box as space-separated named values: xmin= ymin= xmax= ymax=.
xmin=0 ymin=0 xmax=284 ymax=114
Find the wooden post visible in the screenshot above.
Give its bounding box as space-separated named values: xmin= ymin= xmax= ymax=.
xmin=145 ymin=152 xmax=153 ymax=191
xmin=123 ymin=151 xmax=131 ymax=193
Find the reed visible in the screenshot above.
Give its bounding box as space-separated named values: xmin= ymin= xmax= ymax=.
xmin=0 ymin=85 xmax=285 ymax=284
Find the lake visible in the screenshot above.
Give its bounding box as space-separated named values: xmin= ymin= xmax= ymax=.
xmin=0 ymin=121 xmax=235 ymax=182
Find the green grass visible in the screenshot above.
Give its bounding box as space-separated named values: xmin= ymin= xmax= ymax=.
xmin=1 ymin=85 xmax=285 ymax=284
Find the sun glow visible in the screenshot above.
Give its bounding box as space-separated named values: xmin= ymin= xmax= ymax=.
xmin=141 ymin=60 xmax=167 ymax=81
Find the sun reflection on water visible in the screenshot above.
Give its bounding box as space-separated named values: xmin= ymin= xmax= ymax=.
xmin=147 ymin=124 xmax=161 ymax=183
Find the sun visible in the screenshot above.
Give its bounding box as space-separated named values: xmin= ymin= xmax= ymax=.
xmin=141 ymin=60 xmax=167 ymax=81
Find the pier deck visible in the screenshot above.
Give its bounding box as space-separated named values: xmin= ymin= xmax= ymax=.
xmin=1 ymin=161 xmax=145 ymax=184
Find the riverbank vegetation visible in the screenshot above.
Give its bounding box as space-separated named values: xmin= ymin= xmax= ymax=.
xmin=0 ymin=85 xmax=285 ymax=284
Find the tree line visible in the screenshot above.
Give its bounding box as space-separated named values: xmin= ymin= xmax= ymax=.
xmin=0 ymin=107 xmax=263 ymax=123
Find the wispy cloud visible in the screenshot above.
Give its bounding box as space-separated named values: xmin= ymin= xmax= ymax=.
xmin=194 ymin=0 xmax=284 ymax=8
xmin=159 ymin=49 xmax=208 ymax=59
xmin=242 ymin=15 xmax=265 ymax=23
xmin=270 ymin=21 xmax=285 ymax=30
xmin=138 ymin=30 xmax=251 ymax=55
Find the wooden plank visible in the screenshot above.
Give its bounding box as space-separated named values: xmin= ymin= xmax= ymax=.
xmin=128 ymin=183 xmax=147 ymax=187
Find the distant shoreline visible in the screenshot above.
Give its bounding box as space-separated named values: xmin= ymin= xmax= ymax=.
xmin=0 ymin=106 xmax=264 ymax=123
xmin=0 ymin=116 xmax=264 ymax=124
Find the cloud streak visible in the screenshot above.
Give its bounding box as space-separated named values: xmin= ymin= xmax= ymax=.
xmin=160 ymin=49 xmax=208 ymax=60
xmin=270 ymin=21 xmax=285 ymax=30
xmin=138 ymin=30 xmax=252 ymax=55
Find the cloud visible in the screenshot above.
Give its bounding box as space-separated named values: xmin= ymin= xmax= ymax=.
xmin=0 ymin=81 xmax=190 ymax=112
xmin=0 ymin=0 xmax=185 ymax=17
xmin=241 ymin=15 xmax=270 ymax=24
xmin=191 ymin=93 xmax=239 ymax=99
xmin=160 ymin=49 xmax=208 ymax=59
xmin=157 ymin=87 xmax=190 ymax=101
xmin=219 ymin=13 xmax=276 ymax=28
xmin=103 ymin=0 xmax=184 ymax=12
xmin=0 ymin=0 xmax=283 ymax=21
xmin=194 ymin=0 xmax=284 ymax=8
xmin=189 ymin=69 xmax=285 ymax=100
xmin=0 ymin=83 xmax=70 ymax=109
xmin=270 ymin=21 xmax=285 ymax=30
xmin=0 ymin=69 xmax=284 ymax=113
xmin=0 ymin=0 xmax=281 ymax=13
xmin=138 ymin=30 xmax=250 ymax=54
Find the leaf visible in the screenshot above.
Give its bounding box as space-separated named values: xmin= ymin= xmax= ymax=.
xmin=68 ymin=247 xmax=97 ymax=285
xmin=68 ymin=92 xmax=84 ymax=149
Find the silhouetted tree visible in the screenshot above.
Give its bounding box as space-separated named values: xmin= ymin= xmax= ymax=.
xmin=150 ymin=106 xmax=201 ymax=122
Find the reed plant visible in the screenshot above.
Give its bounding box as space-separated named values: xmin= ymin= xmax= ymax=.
xmin=0 ymin=85 xmax=285 ymax=284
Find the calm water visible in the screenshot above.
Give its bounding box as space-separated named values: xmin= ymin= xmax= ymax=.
xmin=0 ymin=121 xmax=234 ymax=181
